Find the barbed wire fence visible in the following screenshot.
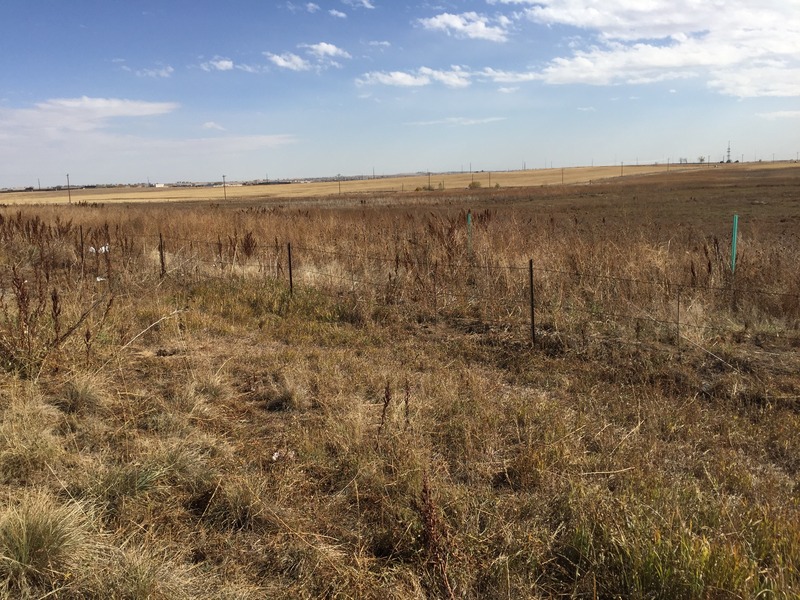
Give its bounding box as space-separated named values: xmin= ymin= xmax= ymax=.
xmin=3 ymin=223 xmax=798 ymax=371
xmin=133 ymin=232 xmax=800 ymax=357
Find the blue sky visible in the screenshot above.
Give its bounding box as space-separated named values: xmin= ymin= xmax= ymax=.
xmin=1 ymin=0 xmax=799 ymax=187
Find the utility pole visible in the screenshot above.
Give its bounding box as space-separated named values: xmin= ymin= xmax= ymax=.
xmin=222 ymin=175 xmax=227 ymax=201
xmin=66 ymin=173 xmax=71 ymax=204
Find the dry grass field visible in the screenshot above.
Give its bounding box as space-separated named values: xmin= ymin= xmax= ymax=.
xmin=0 ymin=164 xmax=798 ymax=598
xmin=1 ymin=162 xmax=772 ymax=205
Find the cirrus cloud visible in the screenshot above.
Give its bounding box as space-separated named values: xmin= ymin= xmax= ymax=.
xmin=25 ymin=96 xmax=179 ymax=133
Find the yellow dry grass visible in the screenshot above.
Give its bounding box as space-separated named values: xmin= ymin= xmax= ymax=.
xmin=3 ymin=161 xmax=785 ymax=205
xmin=0 ymin=165 xmax=798 ymax=597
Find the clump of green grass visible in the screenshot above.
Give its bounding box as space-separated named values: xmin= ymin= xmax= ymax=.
xmin=0 ymin=490 xmax=97 ymax=596
xmin=542 ymin=482 xmax=800 ymax=598
xmin=91 ymin=462 xmax=168 ymax=520
xmin=50 ymin=372 xmax=107 ymax=415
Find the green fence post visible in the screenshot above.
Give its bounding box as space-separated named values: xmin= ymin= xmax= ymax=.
xmin=467 ymin=210 xmax=473 ymax=257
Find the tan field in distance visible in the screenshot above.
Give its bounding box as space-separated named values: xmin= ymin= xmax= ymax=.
xmin=3 ymin=160 xmax=793 ymax=205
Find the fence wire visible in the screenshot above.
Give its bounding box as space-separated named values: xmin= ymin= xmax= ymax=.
xmin=144 ymin=234 xmax=800 ymax=346
xmin=4 ymin=231 xmax=798 ymax=354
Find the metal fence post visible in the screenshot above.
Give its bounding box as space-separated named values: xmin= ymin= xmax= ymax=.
xmin=288 ymin=242 xmax=293 ymax=296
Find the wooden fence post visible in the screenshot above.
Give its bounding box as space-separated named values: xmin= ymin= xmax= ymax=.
xmin=529 ymin=259 xmax=536 ymax=347
xmin=79 ymin=225 xmax=85 ymax=279
xmin=731 ymin=213 xmax=739 ymax=312
xmin=287 ymin=242 xmax=293 ymax=296
xmin=676 ymin=288 xmax=681 ymax=348
xmin=159 ymin=233 xmax=166 ymax=278
xmin=432 ymin=261 xmax=437 ymax=314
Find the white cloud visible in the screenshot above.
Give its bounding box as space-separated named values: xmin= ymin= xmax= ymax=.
xmin=301 ymin=42 xmax=352 ymax=61
xmin=200 ymin=58 xmax=234 ymax=72
xmin=358 ymin=65 xmax=538 ymax=89
xmin=136 ymin=65 xmax=174 ymax=78
xmin=357 ymin=71 xmax=431 ymax=87
xmin=418 ymin=12 xmax=509 ymax=42
xmin=756 ymin=110 xmax=800 ymax=120
xmin=342 ymin=0 xmax=374 ymax=8
xmin=285 ymin=1 xmax=323 ymax=12
xmin=424 ymin=66 xmax=472 ymax=88
xmin=117 ymin=60 xmax=173 ymax=78
xmin=269 ymin=42 xmax=352 ymax=71
xmin=537 ymin=41 xmax=707 ymax=85
xmin=0 ymin=96 xmax=179 ymax=142
xmin=202 ymin=121 xmax=226 ymax=131
xmin=236 ymin=64 xmax=263 ymax=74
xmin=709 ymin=66 xmax=800 ymax=98
xmin=36 ymin=97 xmax=177 ymax=127
xmin=504 ymin=0 xmax=800 ymax=98
xmin=266 ymin=52 xmax=312 ymax=71
xmin=479 ymin=67 xmax=538 ymax=83
xmin=577 ymin=106 xmax=595 ymax=112
xmin=358 ymin=66 xmax=472 ymax=88
xmin=329 ymin=9 xmax=346 ymax=18
xmin=498 ymin=86 xmax=519 ymax=93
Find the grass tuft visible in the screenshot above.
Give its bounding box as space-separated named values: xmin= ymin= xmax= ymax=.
xmin=0 ymin=490 xmax=96 ymax=595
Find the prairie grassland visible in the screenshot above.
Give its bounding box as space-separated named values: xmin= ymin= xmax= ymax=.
xmin=0 ymin=162 xmax=766 ymax=205
xmin=0 ymin=166 xmax=798 ymax=598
